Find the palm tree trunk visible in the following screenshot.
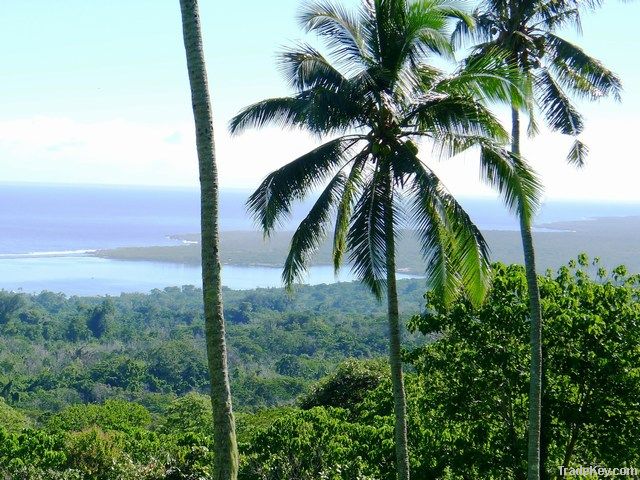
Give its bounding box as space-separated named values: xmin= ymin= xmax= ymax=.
xmin=384 ymin=181 xmax=411 ymax=480
xmin=540 ymin=347 xmax=551 ymax=480
xmin=178 ymin=1 xmax=239 ymax=478
xmin=512 ymin=108 xmax=543 ymax=480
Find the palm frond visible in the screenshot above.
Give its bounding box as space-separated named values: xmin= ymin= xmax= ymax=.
xmin=429 ymin=132 xmax=496 ymax=159
xmin=333 ymin=153 xmax=367 ymax=272
xmin=359 ymin=0 xmax=381 ymax=63
xmin=283 ymin=171 xmax=347 ymax=288
xmin=479 ymin=143 xmax=543 ymax=225
xmin=452 ymin=11 xmax=499 ymax=49
xmin=405 ymin=94 xmax=509 ymax=142
xmin=535 ymin=68 xmax=584 ymax=135
xmin=346 ymin=165 xmax=388 ymax=299
xmin=370 ymin=0 xmax=412 ymax=77
xmin=436 ymin=3 xmax=475 ymax=30
xmin=229 ymin=97 xmax=312 ymax=134
xmin=525 ymin=74 xmax=540 ymax=137
xmin=527 ymin=109 xmax=540 ymax=137
xmin=546 ymin=34 xmax=622 ymax=101
xmin=394 ymin=146 xmax=491 ymax=306
xmin=278 ymin=44 xmax=348 ymax=91
xmin=404 ymin=0 xmax=454 ymax=62
xmin=246 ymin=136 xmax=362 ymax=235
xmin=530 ymin=7 xmax=581 ymax=32
xmin=566 ymin=138 xmax=588 ymax=168
xmin=298 ymin=0 xmax=369 ymax=69
xmin=442 ymin=49 xmax=527 ymax=108
xmin=301 ymin=80 xmax=373 ymax=134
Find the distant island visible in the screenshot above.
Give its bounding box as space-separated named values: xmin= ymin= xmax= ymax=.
xmin=93 ymin=216 xmax=640 ymax=275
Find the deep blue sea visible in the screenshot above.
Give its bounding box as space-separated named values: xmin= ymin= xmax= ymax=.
xmin=1 ymin=182 xmax=639 ymax=295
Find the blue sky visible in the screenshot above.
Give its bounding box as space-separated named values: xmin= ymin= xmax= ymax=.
xmin=0 ymin=0 xmax=638 ymax=200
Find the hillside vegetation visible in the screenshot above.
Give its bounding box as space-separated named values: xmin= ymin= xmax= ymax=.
xmin=1 ymin=257 xmax=638 ymax=478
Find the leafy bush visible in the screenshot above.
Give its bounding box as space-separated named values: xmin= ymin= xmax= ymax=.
xmin=299 ymin=359 xmax=388 ymax=411
xmin=47 ymin=400 xmax=152 ymax=433
xmin=239 ymin=407 xmax=392 ymax=480
xmin=407 ymin=258 xmax=640 ymax=478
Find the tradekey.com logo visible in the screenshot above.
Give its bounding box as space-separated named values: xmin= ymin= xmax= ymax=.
xmin=559 ymin=465 xmax=639 ymax=477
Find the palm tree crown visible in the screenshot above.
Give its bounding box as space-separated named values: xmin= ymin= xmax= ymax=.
xmin=231 ymin=0 xmax=540 ymax=304
xmin=454 ymin=0 xmax=622 ymax=164
xmin=232 ymin=1 xmax=542 ymax=478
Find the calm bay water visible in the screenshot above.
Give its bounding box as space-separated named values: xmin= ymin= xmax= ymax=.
xmin=0 ymin=256 xmax=419 ymax=296
xmin=1 ymin=182 xmax=639 ymax=295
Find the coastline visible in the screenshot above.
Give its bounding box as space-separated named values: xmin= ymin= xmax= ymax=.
xmin=91 ymin=216 xmax=640 ymax=275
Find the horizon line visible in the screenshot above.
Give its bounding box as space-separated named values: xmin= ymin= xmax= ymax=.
xmin=1 ymin=180 xmax=640 ymax=204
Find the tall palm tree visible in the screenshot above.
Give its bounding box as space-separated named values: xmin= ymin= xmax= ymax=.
xmin=178 ymin=1 xmax=239 ymax=478
xmin=453 ymin=2 xmax=622 ymax=478
xmin=230 ymin=1 xmax=540 ymax=478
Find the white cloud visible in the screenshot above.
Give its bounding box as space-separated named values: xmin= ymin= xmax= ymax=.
xmin=0 ymin=116 xmax=198 ymax=186
xmin=0 ymin=116 xmax=318 ymax=189
xmin=0 ymin=113 xmax=637 ymax=202
xmin=412 ymin=113 xmax=640 ymax=202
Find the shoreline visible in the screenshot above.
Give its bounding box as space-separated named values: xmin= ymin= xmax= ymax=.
xmin=1 ymin=215 xmax=638 ymax=278
xmin=92 ymin=215 xmax=640 ymax=275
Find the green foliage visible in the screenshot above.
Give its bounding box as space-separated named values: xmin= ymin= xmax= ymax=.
xmin=86 ymin=299 xmax=114 ymax=339
xmin=65 ymin=313 xmax=92 ymax=342
xmin=1 ymin=258 xmax=638 ymax=478
xmin=0 ymin=281 xmax=421 ymax=413
xmin=160 ymin=392 xmax=213 ymax=436
xmin=299 ymin=358 xmax=388 ymax=411
xmin=239 ymin=407 xmax=391 ymax=480
xmin=64 ymin=428 xmax=128 ymax=480
xmin=0 ymin=397 xmax=31 ymax=432
xmin=0 ymin=292 xmax=27 ymax=325
xmin=234 ymin=407 xmax=294 ymax=445
xmin=406 ymin=258 xmax=640 ymax=478
xmin=89 ymin=356 xmax=147 ymax=391
xmin=147 ymin=340 xmax=208 ymax=395
xmin=0 ymin=427 xmax=67 ymax=473
xmin=47 ymin=400 xmax=152 ymax=433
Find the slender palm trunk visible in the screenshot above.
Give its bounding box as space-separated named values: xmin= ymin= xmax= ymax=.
xmin=178 ymin=1 xmax=239 ymax=478
xmin=540 ymin=348 xmax=551 ymax=480
xmin=384 ymin=181 xmax=411 ymax=480
xmin=512 ymin=108 xmax=543 ymax=480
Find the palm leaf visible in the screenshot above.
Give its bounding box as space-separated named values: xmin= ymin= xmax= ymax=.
xmin=230 ymin=87 xmax=368 ymax=136
xmin=405 ymin=94 xmax=508 ymax=141
xmin=283 ymin=171 xmax=348 ymax=288
xmin=279 ymin=44 xmax=348 ymax=91
xmin=452 ymin=11 xmax=499 ymax=48
xmin=535 ymin=68 xmax=584 ymax=135
xmin=394 ymin=146 xmax=491 ymax=306
xmin=566 ymin=138 xmax=588 ymax=168
xmin=333 ymin=153 xmax=367 ymax=272
xmin=298 ymin=0 xmax=369 ymax=69
xmin=404 ymin=0 xmax=454 ymax=62
xmin=546 ymin=34 xmax=622 ymax=101
xmin=479 ymin=143 xmax=543 ymax=225
xmin=246 ymin=136 xmax=362 ymax=235
xmin=346 ymin=165 xmax=388 ymax=298
xmin=440 ymin=49 xmax=527 ymax=108
xmin=229 ymin=97 xmax=312 ymax=134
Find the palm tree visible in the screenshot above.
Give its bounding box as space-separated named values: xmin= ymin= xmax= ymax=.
xmin=453 ymin=2 xmax=622 ymax=478
xmin=230 ymin=1 xmax=540 ymax=478
xmin=178 ymin=1 xmax=239 ymax=478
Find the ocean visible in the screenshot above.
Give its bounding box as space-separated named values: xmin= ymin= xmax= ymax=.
xmin=1 ymin=182 xmax=639 ymax=295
